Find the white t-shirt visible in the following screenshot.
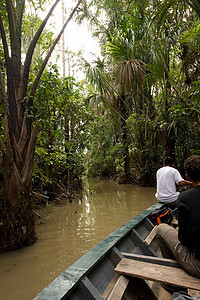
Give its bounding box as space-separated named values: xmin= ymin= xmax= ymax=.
xmin=155 ymin=166 xmax=184 ymax=203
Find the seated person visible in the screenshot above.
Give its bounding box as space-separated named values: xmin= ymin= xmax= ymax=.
xmin=155 ymin=156 xmax=191 ymax=207
xmin=156 ymin=155 xmax=200 ymax=291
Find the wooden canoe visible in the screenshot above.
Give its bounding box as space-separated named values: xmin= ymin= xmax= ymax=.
xmin=33 ymin=203 xmax=200 ymax=300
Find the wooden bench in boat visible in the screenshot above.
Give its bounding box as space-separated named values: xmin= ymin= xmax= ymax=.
xmin=144 ymin=218 xmax=179 ymax=247
xmin=144 ymin=225 xmax=157 ymax=246
xmin=144 ymin=221 xmax=177 ymax=248
xmin=107 ymin=275 xmax=129 ymax=300
xmin=107 ymin=274 xmax=158 ymax=300
xmin=115 ymin=254 xmax=200 ymax=297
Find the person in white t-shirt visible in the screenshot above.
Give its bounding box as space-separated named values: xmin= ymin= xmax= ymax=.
xmin=155 ymin=156 xmax=191 ymax=207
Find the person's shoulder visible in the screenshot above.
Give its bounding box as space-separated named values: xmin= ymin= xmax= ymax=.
xmin=178 ymin=187 xmax=193 ymax=200
xmin=171 ymin=166 xmax=179 ymax=172
xmin=157 ymin=166 xmax=164 ymax=173
xmin=171 ymin=167 xmax=181 ymax=175
xmin=178 ymin=191 xmax=188 ymax=207
xmin=166 ymin=166 xmax=177 ymax=174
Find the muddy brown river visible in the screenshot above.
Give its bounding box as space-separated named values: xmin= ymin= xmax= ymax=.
xmin=0 ymin=178 xmax=156 ymax=300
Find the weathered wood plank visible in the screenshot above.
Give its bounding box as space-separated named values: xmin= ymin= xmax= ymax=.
xmin=158 ymin=285 xmax=172 ymax=300
xmin=188 ymin=288 xmax=200 ymax=297
xmin=120 ymin=253 xmax=180 ymax=268
xmin=144 ymin=226 xmax=157 ymax=246
xmin=130 ymin=229 xmax=156 ymax=256
xmin=107 ymin=275 xmax=129 ymax=300
xmin=115 ymin=258 xmax=200 ymax=291
xmin=102 ymin=274 xmax=119 ymax=299
xmin=125 ymin=277 xmax=158 ymax=300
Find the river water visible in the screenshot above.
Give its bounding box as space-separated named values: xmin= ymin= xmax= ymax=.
xmin=0 ymin=178 xmax=156 ymax=300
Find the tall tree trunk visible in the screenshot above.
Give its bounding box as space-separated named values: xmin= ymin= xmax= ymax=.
xmin=64 ymin=112 xmax=70 ymax=185
xmin=118 ymin=95 xmax=131 ymax=180
xmin=164 ymin=70 xmax=175 ymax=158
xmin=62 ymin=0 xmax=66 ymax=77
xmin=0 ymin=0 xmax=82 ymax=252
xmin=0 ymin=192 xmax=37 ymax=252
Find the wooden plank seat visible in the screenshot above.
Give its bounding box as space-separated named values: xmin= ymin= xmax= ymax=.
xmin=144 ymin=225 xmax=157 ymax=246
xmin=107 ymin=275 xmax=129 ymax=300
xmin=144 ymin=218 xmax=178 ymax=247
xmin=107 ymin=274 xmax=158 ymax=300
xmin=188 ymin=288 xmax=200 ymax=297
xmin=115 ymin=255 xmax=200 ymax=292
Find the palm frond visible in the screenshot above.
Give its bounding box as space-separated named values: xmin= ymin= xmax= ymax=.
xmin=186 ymin=0 xmax=200 ymax=16
xmin=153 ymin=0 xmax=176 ymax=30
xmin=116 ymin=59 xmax=146 ymax=94
xmin=145 ymin=58 xmax=165 ymax=86
xmin=80 ymin=56 xmax=110 ymax=95
xmin=105 ymin=29 xmax=135 ymax=61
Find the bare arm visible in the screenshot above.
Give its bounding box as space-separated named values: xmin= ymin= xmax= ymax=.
xmin=178 ymin=180 xmax=192 ymax=186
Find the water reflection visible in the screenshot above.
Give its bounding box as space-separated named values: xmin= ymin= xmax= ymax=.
xmin=0 ymin=178 xmax=156 ymax=300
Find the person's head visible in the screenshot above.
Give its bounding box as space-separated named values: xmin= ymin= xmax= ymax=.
xmin=163 ymin=156 xmax=174 ymax=167
xmin=184 ymin=155 xmax=200 ymax=182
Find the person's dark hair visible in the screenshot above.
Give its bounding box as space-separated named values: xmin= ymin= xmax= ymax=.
xmin=184 ymin=155 xmax=200 ymax=181
xmin=163 ymin=156 xmax=174 ymax=166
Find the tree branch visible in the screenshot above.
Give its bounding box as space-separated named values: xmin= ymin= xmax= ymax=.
xmin=3 ymin=2 xmax=22 ymax=138
xmin=6 ymin=0 xmax=16 ymax=52
xmin=21 ymin=0 xmax=61 ymax=100
xmin=21 ymin=123 xmax=40 ymax=187
xmin=186 ymin=0 xmax=200 ymax=16
xmin=16 ymin=0 xmax=25 ymax=56
xmin=29 ymin=0 xmax=83 ymax=103
xmin=17 ymin=0 xmax=25 ymax=27
xmin=0 ymin=12 xmax=10 ymax=65
xmin=0 ymin=11 xmax=20 ymax=139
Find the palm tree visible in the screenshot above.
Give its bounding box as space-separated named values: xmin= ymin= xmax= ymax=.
xmin=105 ymin=29 xmax=147 ymax=182
xmin=156 ymin=0 xmax=200 ymax=20
xmin=82 ymin=27 xmax=147 ymax=182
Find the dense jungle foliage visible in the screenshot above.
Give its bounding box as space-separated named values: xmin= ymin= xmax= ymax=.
xmin=32 ymin=0 xmax=200 ymax=192
xmin=0 ymin=0 xmax=199 ymax=251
